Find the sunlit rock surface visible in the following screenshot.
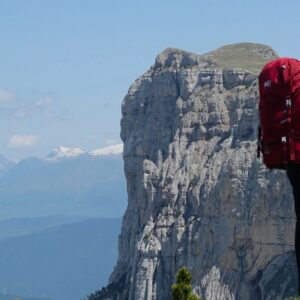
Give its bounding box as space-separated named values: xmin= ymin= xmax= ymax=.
xmin=99 ymin=43 xmax=297 ymax=300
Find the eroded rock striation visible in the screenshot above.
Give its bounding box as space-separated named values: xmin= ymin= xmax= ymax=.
xmin=100 ymin=43 xmax=297 ymax=299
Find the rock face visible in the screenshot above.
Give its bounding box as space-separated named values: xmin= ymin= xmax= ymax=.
xmin=101 ymin=43 xmax=297 ymax=299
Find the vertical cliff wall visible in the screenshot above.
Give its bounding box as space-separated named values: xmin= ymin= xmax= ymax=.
xmin=101 ymin=43 xmax=297 ymax=300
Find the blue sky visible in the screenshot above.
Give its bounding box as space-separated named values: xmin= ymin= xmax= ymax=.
xmin=1 ymin=0 xmax=300 ymax=160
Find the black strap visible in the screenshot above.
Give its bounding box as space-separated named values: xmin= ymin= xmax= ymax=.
xmin=257 ymin=126 xmax=261 ymax=158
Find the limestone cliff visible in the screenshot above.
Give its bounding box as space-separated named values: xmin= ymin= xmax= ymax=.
xmin=99 ymin=43 xmax=297 ymax=300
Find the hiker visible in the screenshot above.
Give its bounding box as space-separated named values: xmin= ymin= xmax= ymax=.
xmin=258 ymin=57 xmax=300 ymax=294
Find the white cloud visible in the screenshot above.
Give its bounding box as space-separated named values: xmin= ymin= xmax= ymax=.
xmin=12 ymin=96 xmax=53 ymax=118
xmin=89 ymin=144 xmax=123 ymax=156
xmin=34 ymin=96 xmax=53 ymax=111
xmin=0 ymin=89 xmax=15 ymax=103
xmin=8 ymin=134 xmax=39 ymax=149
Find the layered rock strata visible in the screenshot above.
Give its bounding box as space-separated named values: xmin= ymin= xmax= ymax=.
xmin=101 ymin=43 xmax=297 ymax=300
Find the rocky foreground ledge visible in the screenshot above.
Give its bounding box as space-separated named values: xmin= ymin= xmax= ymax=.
xmin=96 ymin=43 xmax=297 ymax=300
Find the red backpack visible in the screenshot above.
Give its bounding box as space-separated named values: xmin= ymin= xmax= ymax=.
xmin=258 ymin=57 xmax=300 ymax=169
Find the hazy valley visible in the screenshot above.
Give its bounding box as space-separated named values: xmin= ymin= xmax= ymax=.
xmin=0 ymin=146 xmax=125 ymax=300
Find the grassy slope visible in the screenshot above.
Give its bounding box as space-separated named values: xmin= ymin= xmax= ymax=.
xmin=200 ymin=42 xmax=278 ymax=74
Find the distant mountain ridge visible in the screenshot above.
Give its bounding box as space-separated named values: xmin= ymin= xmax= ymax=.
xmin=1 ymin=143 xmax=124 ymax=167
xmin=0 ymin=216 xmax=88 ymax=240
xmin=46 ymin=144 xmax=123 ymax=161
xmin=0 ymin=144 xmax=126 ymax=220
xmin=0 ymin=154 xmax=14 ymax=178
xmin=0 ymin=293 xmax=51 ymax=300
xmin=0 ymin=217 xmax=122 ymax=300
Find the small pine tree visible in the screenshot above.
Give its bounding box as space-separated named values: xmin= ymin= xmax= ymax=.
xmin=172 ymin=267 xmax=201 ymax=300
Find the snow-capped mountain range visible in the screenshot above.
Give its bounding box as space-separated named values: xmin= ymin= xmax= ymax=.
xmin=0 ymin=144 xmax=126 ymax=220
xmin=46 ymin=143 xmax=123 ymax=160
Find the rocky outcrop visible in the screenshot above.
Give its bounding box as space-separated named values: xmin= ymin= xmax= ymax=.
xmin=100 ymin=43 xmax=297 ymax=299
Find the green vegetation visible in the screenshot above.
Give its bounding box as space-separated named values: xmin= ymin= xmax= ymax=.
xmin=172 ymin=267 xmax=201 ymax=300
xmin=200 ymin=42 xmax=278 ymax=74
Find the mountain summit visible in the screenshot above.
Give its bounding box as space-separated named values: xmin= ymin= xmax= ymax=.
xmin=154 ymin=42 xmax=278 ymax=73
xmin=201 ymin=42 xmax=278 ymax=73
xmin=46 ymin=146 xmax=85 ymax=160
xmin=95 ymin=43 xmax=296 ymax=300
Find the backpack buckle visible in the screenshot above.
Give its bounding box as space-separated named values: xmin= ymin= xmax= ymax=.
xmin=286 ymin=98 xmax=292 ymax=107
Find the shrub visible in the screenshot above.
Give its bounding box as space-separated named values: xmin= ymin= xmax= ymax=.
xmin=172 ymin=267 xmax=201 ymax=300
